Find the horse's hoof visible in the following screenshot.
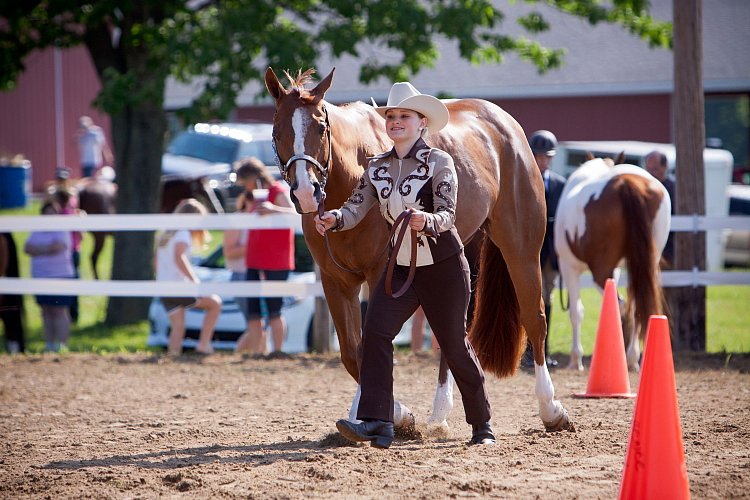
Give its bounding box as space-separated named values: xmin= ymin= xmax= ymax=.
xmin=567 ymin=360 xmax=584 ymax=372
xmin=426 ymin=418 xmax=449 ymax=432
xmin=393 ymin=401 xmax=415 ymax=429
xmin=543 ymin=407 xmax=573 ymax=432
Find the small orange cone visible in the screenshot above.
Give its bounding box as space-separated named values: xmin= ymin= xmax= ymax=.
xmin=574 ymin=278 xmax=636 ymax=398
xmin=619 ymin=315 xmax=690 ymax=499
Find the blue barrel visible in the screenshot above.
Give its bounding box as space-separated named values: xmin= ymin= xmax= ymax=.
xmin=0 ymin=163 xmax=30 ymax=209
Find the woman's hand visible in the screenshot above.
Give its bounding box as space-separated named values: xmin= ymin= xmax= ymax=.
xmin=254 ymin=200 xmax=276 ymax=215
xmin=314 ymin=212 xmax=337 ymax=235
xmin=408 ymin=209 xmax=427 ymax=231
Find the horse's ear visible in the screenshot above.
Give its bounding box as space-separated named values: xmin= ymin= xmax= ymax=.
xmin=265 ymin=67 xmax=287 ymax=102
xmin=309 ymin=68 xmax=335 ymax=104
xmin=615 ymin=151 xmax=625 ymax=165
xmin=585 ymin=151 xmax=595 ymax=161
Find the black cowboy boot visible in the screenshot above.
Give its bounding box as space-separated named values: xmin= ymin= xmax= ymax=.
xmin=470 ymin=422 xmax=496 ymax=445
xmin=336 ymin=419 xmax=394 ymax=449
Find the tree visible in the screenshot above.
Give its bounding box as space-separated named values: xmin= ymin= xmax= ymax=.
xmin=0 ymin=0 xmax=671 ymax=325
xmin=672 ymin=0 xmax=706 ymax=350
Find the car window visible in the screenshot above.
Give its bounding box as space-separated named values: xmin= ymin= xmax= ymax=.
xmin=294 ymin=234 xmax=314 ymax=273
xmin=199 ymin=246 xmax=225 ymax=269
xmin=238 ymin=139 xmax=277 ymax=166
xmin=167 ymin=132 xmax=240 ymax=164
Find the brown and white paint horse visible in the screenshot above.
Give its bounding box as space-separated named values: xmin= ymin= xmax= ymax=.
xmin=265 ymin=67 xmax=571 ymax=433
xmin=554 ymin=156 xmax=671 ymax=371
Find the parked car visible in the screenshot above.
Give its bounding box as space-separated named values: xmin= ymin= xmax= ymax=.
xmin=147 ymin=233 xmax=337 ymax=353
xmin=161 ymin=122 xmax=278 ymax=211
xmin=147 ymin=234 xmax=426 ymax=352
xmin=724 ymin=184 xmax=750 ymax=268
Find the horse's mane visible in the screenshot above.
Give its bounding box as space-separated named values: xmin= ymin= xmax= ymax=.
xmin=282 ymin=68 xmax=318 ymax=102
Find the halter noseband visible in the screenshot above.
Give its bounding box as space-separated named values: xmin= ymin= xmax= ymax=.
xmin=272 ymin=104 xmax=333 ymax=194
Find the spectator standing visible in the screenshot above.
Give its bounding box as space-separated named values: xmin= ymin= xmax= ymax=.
xmin=233 ymin=158 xmax=297 ymax=355
xmin=155 ymin=199 xmax=221 ymax=356
xmin=1 ymin=232 xmax=25 ymax=353
xmin=24 ymin=201 xmax=76 ymax=352
xmin=223 ymin=191 xmax=251 ymax=322
xmin=76 ymin=116 xmax=113 ymax=178
xmin=523 ymin=130 xmax=566 ymax=368
xmin=49 ymin=169 xmax=82 ymax=323
xmin=645 ymin=150 xmax=675 ymax=267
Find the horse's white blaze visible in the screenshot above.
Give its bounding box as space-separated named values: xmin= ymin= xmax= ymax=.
xmin=291 ymin=108 xmax=318 ymax=212
xmin=534 ymin=361 xmax=566 ymax=424
xmin=427 ymin=370 xmax=454 ymax=429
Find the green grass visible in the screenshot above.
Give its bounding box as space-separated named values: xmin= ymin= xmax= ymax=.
xmin=546 ymin=285 xmax=750 ymax=356
xmin=2 ymin=200 xmax=749 ymax=354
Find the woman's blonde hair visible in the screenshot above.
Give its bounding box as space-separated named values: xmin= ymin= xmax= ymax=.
xmin=157 ymin=198 xmax=211 ymax=249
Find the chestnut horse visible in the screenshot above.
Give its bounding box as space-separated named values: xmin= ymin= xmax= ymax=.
xmin=265 ymin=67 xmax=570 ymax=433
xmin=554 ymin=156 xmax=671 ymax=372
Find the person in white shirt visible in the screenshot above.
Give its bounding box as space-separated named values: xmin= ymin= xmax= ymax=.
xmin=76 ymin=116 xmax=113 ymax=178
xmin=155 ymin=199 xmax=221 ymax=356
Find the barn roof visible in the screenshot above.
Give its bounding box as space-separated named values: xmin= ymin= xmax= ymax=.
xmin=165 ymin=0 xmax=750 ymax=108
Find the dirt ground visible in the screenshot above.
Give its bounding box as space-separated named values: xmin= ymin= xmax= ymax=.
xmin=1 ymin=350 xmax=748 ymax=499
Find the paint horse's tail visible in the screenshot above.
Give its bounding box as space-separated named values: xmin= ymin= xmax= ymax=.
xmin=469 ymin=237 xmax=525 ymax=378
xmin=617 ymin=175 xmax=665 ymax=340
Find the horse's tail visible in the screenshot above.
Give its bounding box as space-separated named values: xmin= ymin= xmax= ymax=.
xmin=618 ymin=176 xmax=664 ymax=340
xmin=469 ymin=237 xmax=524 ymax=378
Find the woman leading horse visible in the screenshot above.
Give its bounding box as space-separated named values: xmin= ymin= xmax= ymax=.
xmin=315 ymin=82 xmax=494 ymax=448
xmin=265 ymin=67 xmax=570 ymax=438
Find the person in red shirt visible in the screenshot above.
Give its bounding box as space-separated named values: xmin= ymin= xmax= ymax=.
xmin=233 ymin=158 xmax=296 ymax=355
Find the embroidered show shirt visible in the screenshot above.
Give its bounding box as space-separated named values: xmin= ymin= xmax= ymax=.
xmin=330 ymin=138 xmax=462 ymax=266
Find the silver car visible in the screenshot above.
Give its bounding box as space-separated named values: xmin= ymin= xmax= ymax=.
xmin=147 ymin=235 xmax=338 ymax=353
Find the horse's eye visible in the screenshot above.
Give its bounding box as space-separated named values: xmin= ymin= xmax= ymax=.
xmin=318 ymin=123 xmax=326 ymax=135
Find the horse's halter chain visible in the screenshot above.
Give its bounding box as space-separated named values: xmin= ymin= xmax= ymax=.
xmin=272 ymin=104 xmax=333 ymax=195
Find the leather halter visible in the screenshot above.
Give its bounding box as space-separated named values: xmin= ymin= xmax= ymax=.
xmin=272 ymin=104 xmax=333 ymax=193
xmin=319 ymin=202 xmax=418 ymax=298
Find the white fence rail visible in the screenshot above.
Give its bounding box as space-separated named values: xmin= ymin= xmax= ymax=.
xmin=1 ymin=213 xmax=748 ymax=297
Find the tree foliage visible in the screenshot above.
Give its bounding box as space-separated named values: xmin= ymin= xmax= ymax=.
xmin=1 ymin=0 xmax=671 ymax=122
xmin=0 ymin=0 xmax=671 ymax=324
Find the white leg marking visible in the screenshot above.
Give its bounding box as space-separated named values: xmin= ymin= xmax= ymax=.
xmin=348 ymin=385 xmax=361 ymax=423
xmin=626 ymin=325 xmax=641 ymax=373
xmin=560 ymin=265 xmax=585 ymax=371
xmin=393 ymin=400 xmax=415 ymax=428
xmin=427 ymin=370 xmax=454 ymax=430
xmin=534 ymin=361 xmax=566 ymax=425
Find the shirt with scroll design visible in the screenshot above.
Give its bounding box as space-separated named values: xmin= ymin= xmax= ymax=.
xmin=330 ymin=137 xmax=462 ymax=266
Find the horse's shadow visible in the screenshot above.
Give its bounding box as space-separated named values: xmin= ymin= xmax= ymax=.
xmin=41 ymin=433 xmax=457 ymax=471
xmin=42 ymin=439 xmax=336 ymax=471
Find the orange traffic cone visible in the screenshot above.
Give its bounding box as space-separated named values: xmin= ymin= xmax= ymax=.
xmin=619 ymin=315 xmax=690 ymax=499
xmin=574 ymin=278 xmax=636 ymax=398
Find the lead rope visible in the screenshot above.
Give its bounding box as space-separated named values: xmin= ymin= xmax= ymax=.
xmin=384 ymin=211 xmax=418 ymax=298
xmin=318 ymin=200 xmax=417 ymax=298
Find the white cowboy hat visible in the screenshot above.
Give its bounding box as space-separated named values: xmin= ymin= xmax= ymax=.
xmin=372 ymin=82 xmax=450 ymax=132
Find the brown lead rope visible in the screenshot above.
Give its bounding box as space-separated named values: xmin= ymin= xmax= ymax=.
xmin=385 ymin=211 xmax=418 ymax=298
xmin=319 ymin=201 xmax=417 ymax=298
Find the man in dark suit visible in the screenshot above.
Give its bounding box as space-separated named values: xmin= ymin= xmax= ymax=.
xmin=645 ymin=150 xmax=675 ymax=267
xmin=523 ymin=130 xmax=566 ymax=368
